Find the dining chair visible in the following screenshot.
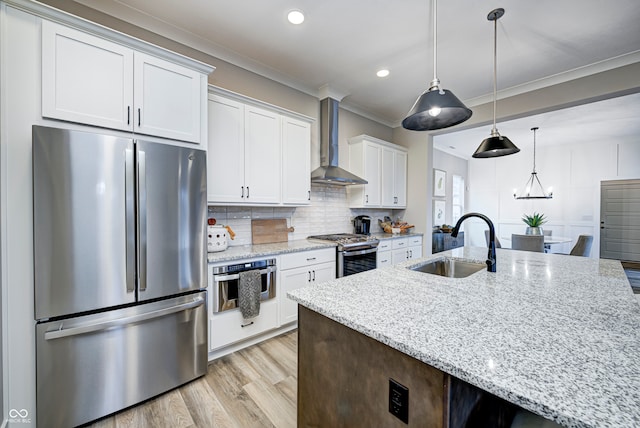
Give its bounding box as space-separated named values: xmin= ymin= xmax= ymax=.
xmin=511 ymin=234 xmax=545 ymax=253
xmin=543 ymin=229 xmax=552 ymax=252
xmin=569 ymin=235 xmax=593 ymax=257
xmin=484 ymin=230 xmax=502 ymax=248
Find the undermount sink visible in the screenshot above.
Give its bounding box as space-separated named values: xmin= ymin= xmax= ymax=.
xmin=409 ymin=257 xmax=485 ymax=278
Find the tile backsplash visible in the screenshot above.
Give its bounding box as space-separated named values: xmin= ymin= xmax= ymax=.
xmin=208 ymin=183 xmax=404 ymax=246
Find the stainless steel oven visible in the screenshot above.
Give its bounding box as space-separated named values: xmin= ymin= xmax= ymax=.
xmin=211 ymin=258 xmax=276 ymax=312
xmin=338 ymin=245 xmax=378 ymax=277
xmin=308 ymin=234 xmax=379 ymax=278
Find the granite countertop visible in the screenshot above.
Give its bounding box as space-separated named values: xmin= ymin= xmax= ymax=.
xmin=370 ymin=231 xmax=424 ymax=240
xmin=288 ymin=246 xmax=640 ymax=427
xmin=207 ymin=239 xmax=336 ymax=264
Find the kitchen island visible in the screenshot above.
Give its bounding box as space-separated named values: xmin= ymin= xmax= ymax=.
xmin=288 ymin=247 xmax=640 ymax=427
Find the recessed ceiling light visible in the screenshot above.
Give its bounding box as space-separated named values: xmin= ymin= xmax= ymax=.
xmin=376 ymin=69 xmax=390 ymax=78
xmin=287 ymin=10 xmax=305 ymax=25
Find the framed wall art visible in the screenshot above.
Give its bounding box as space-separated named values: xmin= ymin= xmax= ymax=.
xmin=433 ymin=169 xmax=446 ymax=197
xmin=433 ymin=200 xmax=446 ymax=225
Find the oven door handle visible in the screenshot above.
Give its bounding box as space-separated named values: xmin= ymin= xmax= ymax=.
xmin=342 ymin=247 xmax=378 ymax=257
xmin=212 ymin=266 xmax=276 ymax=283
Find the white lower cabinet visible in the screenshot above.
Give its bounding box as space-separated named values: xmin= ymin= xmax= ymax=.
xmin=279 ymin=248 xmax=336 ymax=325
xmin=209 ymin=300 xmax=278 ymax=351
xmin=381 ymin=235 xmax=423 ymax=266
xmin=376 ymin=240 xmax=392 ymax=267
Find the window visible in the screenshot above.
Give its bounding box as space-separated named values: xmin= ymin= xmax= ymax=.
xmin=452 ymin=175 xmax=465 ymax=224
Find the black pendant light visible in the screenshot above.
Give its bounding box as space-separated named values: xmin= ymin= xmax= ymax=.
xmin=514 ymin=127 xmax=553 ymax=199
xmin=402 ymin=0 xmax=472 ymax=131
xmin=472 ymin=8 xmax=520 ymax=158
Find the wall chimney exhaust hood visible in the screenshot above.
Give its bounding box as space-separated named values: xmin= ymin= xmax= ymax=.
xmin=311 ymin=97 xmax=367 ymax=186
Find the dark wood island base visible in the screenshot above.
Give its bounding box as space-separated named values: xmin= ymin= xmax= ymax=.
xmin=297 ymin=306 xmax=446 ymax=427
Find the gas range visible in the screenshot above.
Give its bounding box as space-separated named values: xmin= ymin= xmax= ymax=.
xmin=307 ymin=233 xmax=379 ymax=251
xmin=308 ymin=233 xmax=379 ymax=277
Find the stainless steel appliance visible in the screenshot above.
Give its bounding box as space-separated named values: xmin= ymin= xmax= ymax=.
xmin=211 ymin=258 xmax=277 ymax=312
xmin=308 ymin=234 xmax=379 ymax=277
xmin=354 ymin=215 xmax=371 ymax=235
xmin=33 ymin=126 xmax=208 ymax=428
xmin=310 ymin=97 xmax=368 ymax=185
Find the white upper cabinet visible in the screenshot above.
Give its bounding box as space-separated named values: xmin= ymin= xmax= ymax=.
xmin=348 ymin=135 xmax=407 ymax=208
xmin=207 ymin=95 xmax=245 ymax=203
xmin=381 ymin=147 xmax=395 ymax=207
xmin=282 ymin=116 xmax=311 ymax=205
xmin=207 ymin=89 xmax=312 ymax=206
xmin=42 ymin=20 xmax=209 ymax=144
xmin=208 ymin=96 xmax=281 ymax=204
xmin=348 ymin=139 xmax=381 ymax=207
xmin=42 ymin=21 xmax=133 ymax=131
xmin=390 ymin=149 xmax=407 ymax=208
xmin=133 ymin=52 xmax=202 ymax=142
xmin=244 ymin=105 xmax=281 ymax=204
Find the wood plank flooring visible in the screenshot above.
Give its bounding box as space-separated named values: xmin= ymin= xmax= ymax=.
xmin=622 ymin=262 xmax=640 ymax=292
xmin=85 ymin=330 xmax=298 ymax=428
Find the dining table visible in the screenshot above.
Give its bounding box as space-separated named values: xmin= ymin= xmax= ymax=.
xmin=501 ymin=235 xmax=573 ymax=252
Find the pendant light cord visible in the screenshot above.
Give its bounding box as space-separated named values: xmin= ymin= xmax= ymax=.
xmin=532 ymin=127 xmax=538 ymax=173
xmin=433 ymin=0 xmax=437 ymax=83
xmin=429 ymin=0 xmax=440 ymax=90
xmin=492 ymin=15 xmax=498 ymax=134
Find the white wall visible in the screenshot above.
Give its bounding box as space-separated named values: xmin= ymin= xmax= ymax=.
xmin=465 ymin=137 xmax=640 ymax=258
xmin=433 ymin=149 xmax=468 ymax=227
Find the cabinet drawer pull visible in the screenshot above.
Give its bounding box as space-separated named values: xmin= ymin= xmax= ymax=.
xmin=247 ymin=186 xmax=250 ymax=198
xmin=241 ymin=321 xmax=255 ymax=328
xmin=138 ymin=108 xmax=141 ymax=127
xmin=241 ymin=186 xmax=244 ymax=198
xmin=312 ymin=270 xmax=316 ymax=281
xmin=308 ymin=271 xmax=311 ymax=282
xmin=308 ymin=190 xmax=311 ymax=201
xmin=366 ymin=194 xmax=369 ymax=203
xmin=127 ymin=106 xmax=130 ymax=125
xmin=306 ymin=257 xmax=316 ymax=261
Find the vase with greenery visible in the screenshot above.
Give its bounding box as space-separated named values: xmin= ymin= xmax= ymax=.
xmin=522 ymin=212 xmax=547 ymax=235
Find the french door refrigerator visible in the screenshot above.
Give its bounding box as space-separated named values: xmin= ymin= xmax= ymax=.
xmin=32 ymin=125 xmax=208 ymax=428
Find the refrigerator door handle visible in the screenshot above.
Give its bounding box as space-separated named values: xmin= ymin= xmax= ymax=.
xmin=137 ymin=149 xmax=147 ymax=291
xmin=44 ymin=296 xmax=205 ymax=341
xmin=125 ymin=148 xmax=136 ymax=293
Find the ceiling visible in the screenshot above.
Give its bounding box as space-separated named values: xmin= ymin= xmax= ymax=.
xmin=434 ymin=91 xmax=640 ymax=159
xmin=71 ymin=0 xmax=640 ymax=128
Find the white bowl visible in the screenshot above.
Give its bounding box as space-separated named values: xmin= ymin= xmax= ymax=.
xmin=391 ymin=227 xmax=401 ymax=234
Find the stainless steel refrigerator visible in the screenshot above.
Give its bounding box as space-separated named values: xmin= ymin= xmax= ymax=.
xmin=32 ymin=125 xmax=208 ymax=428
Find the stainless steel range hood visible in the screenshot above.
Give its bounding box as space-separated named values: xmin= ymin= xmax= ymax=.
xmin=311 ymin=97 xmax=367 ymax=185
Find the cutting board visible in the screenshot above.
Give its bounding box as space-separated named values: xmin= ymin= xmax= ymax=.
xmin=251 ymin=219 xmax=294 ymax=244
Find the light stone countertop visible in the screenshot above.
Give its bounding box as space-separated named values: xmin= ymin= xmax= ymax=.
xmin=288 ymin=246 xmax=640 ymax=428
xmin=370 ymin=231 xmax=424 ymax=240
xmin=207 ymin=239 xmax=336 ymax=264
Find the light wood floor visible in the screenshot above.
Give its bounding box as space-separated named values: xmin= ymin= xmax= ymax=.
xmin=85 ymin=330 xmax=298 ymax=428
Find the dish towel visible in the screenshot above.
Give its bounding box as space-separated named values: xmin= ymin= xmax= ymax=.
xmin=238 ymin=270 xmax=261 ymax=319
